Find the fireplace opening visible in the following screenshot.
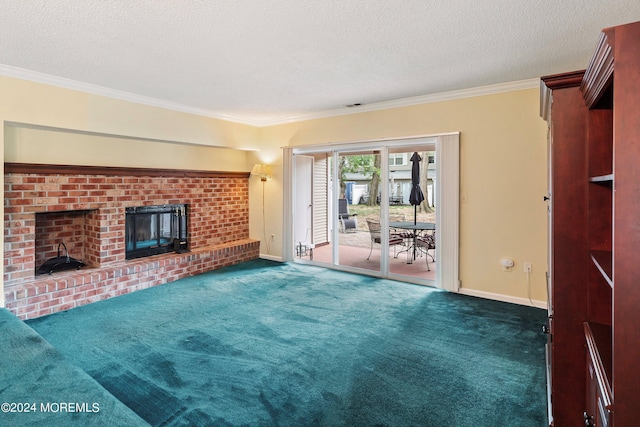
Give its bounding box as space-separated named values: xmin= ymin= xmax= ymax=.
xmin=125 ymin=204 xmax=188 ymax=260
xmin=35 ymin=210 xmax=94 ymax=275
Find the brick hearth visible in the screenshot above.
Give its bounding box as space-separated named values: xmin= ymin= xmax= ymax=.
xmin=3 ymin=163 xmax=260 ymax=319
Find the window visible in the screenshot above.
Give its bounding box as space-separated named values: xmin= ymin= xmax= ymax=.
xmin=388 ymin=153 xmax=406 ymax=166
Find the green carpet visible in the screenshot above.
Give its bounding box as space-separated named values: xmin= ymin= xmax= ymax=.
xmin=0 ymin=308 xmax=148 ymax=427
xmin=26 ymin=259 xmax=547 ymax=426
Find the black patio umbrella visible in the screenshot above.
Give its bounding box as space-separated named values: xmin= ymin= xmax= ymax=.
xmin=409 ymin=152 xmax=424 ymax=225
xmin=408 ymin=152 xmax=425 ymax=261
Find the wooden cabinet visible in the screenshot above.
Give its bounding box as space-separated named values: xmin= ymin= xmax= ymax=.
xmin=542 ymin=21 xmax=640 ymax=427
xmin=541 ymin=70 xmax=589 ymax=426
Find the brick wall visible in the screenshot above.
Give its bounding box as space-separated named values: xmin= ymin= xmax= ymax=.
xmin=3 ymin=164 xmax=260 ymax=319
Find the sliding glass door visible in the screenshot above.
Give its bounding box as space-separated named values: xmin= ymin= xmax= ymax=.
xmin=386 ymin=146 xmax=437 ymax=280
xmin=287 ymin=134 xmax=458 ymax=289
xmin=335 ymin=149 xmax=381 ymax=272
xmin=291 ymin=148 xmax=383 ymax=273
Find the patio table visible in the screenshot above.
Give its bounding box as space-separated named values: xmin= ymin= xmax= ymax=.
xmin=389 ymin=221 xmax=435 ymax=263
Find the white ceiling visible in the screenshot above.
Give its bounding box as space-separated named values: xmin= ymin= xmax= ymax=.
xmin=2 ymin=1 xmax=640 ymax=126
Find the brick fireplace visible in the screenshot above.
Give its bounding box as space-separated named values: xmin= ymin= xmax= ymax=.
xmin=4 ymin=163 xmax=260 ymax=319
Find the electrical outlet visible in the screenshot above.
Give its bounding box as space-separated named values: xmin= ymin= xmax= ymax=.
xmin=524 ymin=263 xmax=532 ymax=273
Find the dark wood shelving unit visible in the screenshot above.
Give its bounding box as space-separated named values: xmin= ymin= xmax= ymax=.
xmin=542 ymin=21 xmax=640 ymax=427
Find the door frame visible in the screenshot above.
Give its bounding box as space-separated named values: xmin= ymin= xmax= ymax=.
xmin=283 ymin=132 xmax=460 ymax=291
xmin=293 ymin=154 xmax=314 ymax=250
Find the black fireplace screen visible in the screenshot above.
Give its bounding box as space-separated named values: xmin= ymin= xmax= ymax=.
xmin=125 ymin=204 xmax=188 ymax=260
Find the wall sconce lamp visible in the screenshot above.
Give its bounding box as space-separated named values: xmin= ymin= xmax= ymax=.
xmin=251 ymin=164 xmax=272 ymax=182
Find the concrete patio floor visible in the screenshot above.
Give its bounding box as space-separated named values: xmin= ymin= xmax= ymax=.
xmin=296 ymin=230 xmax=436 ymax=281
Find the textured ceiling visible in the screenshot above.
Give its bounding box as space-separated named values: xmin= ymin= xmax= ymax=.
xmin=1 ymin=1 xmax=640 ymax=126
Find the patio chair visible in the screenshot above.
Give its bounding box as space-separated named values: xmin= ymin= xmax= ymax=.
xmin=366 ymin=219 xmax=405 ymax=260
xmin=388 ymin=213 xmax=411 ymax=239
xmin=338 ymin=198 xmax=358 ymax=232
xmin=416 ymin=230 xmax=436 ymax=271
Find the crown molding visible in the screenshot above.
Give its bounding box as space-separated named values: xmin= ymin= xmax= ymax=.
xmin=0 ymin=64 xmax=539 ymax=128
xmin=0 ymin=64 xmax=251 ymax=125
xmin=539 ymin=70 xmax=585 ymax=120
xmin=255 ymin=78 xmax=540 ymax=127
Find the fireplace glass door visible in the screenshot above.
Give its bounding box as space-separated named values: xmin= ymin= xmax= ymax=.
xmin=125 ymin=204 xmax=188 ymax=259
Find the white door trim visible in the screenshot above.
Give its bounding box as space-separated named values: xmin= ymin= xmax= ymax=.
xmin=436 ymin=133 xmax=460 ymax=292
xmin=286 ymin=132 xmax=460 ymax=291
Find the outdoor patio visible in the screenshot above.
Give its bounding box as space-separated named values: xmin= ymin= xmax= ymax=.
xmin=297 ymin=205 xmax=437 ymax=281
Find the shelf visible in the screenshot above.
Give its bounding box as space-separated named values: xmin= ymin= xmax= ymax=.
xmin=590 ymin=250 xmax=613 ymax=287
xmin=589 ymin=174 xmax=613 ymax=183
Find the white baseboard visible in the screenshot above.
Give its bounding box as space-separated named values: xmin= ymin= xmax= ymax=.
xmin=458 ymin=287 xmax=547 ymax=309
xmin=259 ymin=254 xmax=284 ymax=262
xmin=252 ymin=258 xmax=547 ymax=310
